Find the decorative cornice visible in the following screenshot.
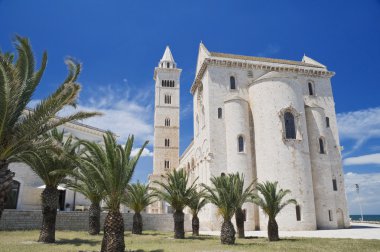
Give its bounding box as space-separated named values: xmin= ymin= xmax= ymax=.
xmin=154 ymin=67 xmax=182 ymax=80
xmin=154 ymin=146 xmax=179 ymax=150
xmin=155 ymin=105 xmax=180 ymax=109
xmin=154 ymin=126 xmax=179 ymax=129
xmin=190 ymin=57 xmax=335 ymax=95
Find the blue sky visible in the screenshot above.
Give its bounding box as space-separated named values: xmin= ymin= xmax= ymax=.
xmin=1 ymin=0 xmax=380 ymax=214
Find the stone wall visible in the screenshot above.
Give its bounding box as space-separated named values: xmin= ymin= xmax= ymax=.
xmin=0 ymin=210 xmax=192 ymax=231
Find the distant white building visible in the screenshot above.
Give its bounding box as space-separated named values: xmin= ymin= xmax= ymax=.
xmin=6 ymin=120 xmax=106 ymax=211
xmin=149 ymin=44 xmax=350 ymax=231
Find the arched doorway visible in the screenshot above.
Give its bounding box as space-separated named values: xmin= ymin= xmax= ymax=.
xmin=5 ymin=180 xmax=20 ymax=209
xmin=336 ymin=208 xmax=344 ymax=228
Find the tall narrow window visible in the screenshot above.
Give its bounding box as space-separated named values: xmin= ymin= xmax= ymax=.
xmin=218 ymin=108 xmax=222 ymax=119
xmin=164 ymin=95 xmax=171 ymax=104
xmin=238 ymin=135 xmax=244 ymax=152
xmin=167 ymin=62 xmax=170 ymax=68
xmin=164 ymin=160 xmax=170 ymax=169
xmin=165 ymin=138 xmax=170 ymax=147
xmin=296 ymin=205 xmax=301 ymax=221
xmin=332 ymin=179 xmax=337 ymax=191
xmin=284 ymin=112 xmax=296 ymax=139
xmin=230 ymin=76 xmax=236 ymax=90
xmin=319 ymin=137 xmax=325 ymax=154
xmin=308 ymin=82 xmax=314 ymax=96
xmin=328 ymin=210 xmax=333 ymax=221
xmin=165 ymin=118 xmax=170 ymax=127
xmin=326 ymin=117 xmax=330 ymax=128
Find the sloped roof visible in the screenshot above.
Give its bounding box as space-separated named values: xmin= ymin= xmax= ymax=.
xmin=210 ymin=52 xmax=325 ymax=69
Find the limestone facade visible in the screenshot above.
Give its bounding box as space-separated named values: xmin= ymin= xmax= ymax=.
xmin=148 ymin=46 xmax=181 ymax=214
xmin=162 ymin=43 xmax=349 ymax=231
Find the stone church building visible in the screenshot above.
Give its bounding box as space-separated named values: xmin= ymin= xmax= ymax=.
xmin=148 ymin=43 xmax=350 ymax=231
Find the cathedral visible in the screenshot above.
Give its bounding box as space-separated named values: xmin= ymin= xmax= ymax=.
xmin=148 ymin=43 xmax=350 ymax=231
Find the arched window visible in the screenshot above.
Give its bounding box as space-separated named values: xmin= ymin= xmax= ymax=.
xmin=308 ymin=82 xmax=314 ymax=96
xmin=284 ymin=112 xmax=296 ymax=139
xmin=164 ymin=160 xmax=170 ymax=169
xmin=167 ymin=62 xmax=170 ymax=68
xmin=218 ymin=108 xmax=222 ymax=119
xmin=165 ymin=118 xmax=170 ymax=127
xmin=230 ymin=76 xmax=236 ymax=90
xmin=164 ymin=95 xmax=171 ymax=104
xmin=165 ymin=138 xmax=170 ymax=147
xmin=319 ymin=137 xmax=325 ymax=154
xmin=296 ymin=205 xmax=301 ymax=221
xmin=326 ymin=117 xmax=330 ymax=128
xmin=5 ymin=180 xmax=20 ymax=209
xmin=238 ymin=135 xmax=244 ymax=152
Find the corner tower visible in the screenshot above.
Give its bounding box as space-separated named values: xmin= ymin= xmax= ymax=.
xmin=148 ymin=46 xmax=181 ymax=213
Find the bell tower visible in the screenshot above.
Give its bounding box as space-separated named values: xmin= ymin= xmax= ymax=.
xmin=148 ymin=46 xmax=181 ymax=213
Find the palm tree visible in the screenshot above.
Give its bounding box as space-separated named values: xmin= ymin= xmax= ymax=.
xmin=0 ymin=36 xmax=99 ymax=219
xmin=17 ymin=129 xmax=79 ymax=243
xmin=153 ymin=168 xmax=197 ymax=239
xmin=253 ymin=181 xmax=297 ymax=241
xmin=123 ymin=182 xmax=156 ymax=234
xmin=202 ymin=173 xmax=251 ymax=245
xmin=79 ymin=132 xmax=148 ymax=252
xmin=63 ymin=164 xmax=106 ymax=235
xmin=187 ymin=189 xmax=207 ymax=236
xmin=231 ymin=173 xmax=256 ymax=238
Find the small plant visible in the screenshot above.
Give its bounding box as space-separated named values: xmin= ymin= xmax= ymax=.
xmin=253 ymin=181 xmax=297 ymax=241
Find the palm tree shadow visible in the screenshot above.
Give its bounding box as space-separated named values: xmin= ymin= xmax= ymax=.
xmin=133 ymin=250 xmax=164 ymax=252
xmin=186 ymin=235 xmax=213 ymax=241
xmin=56 ymin=238 xmax=100 ymax=246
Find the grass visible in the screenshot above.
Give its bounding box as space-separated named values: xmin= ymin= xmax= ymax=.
xmin=0 ymin=230 xmax=379 ymax=252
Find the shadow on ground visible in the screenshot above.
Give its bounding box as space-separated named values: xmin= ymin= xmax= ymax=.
xmin=133 ymin=250 xmax=164 ymax=252
xmin=57 ymin=238 xmax=100 ymax=246
xmin=350 ymin=225 xmax=380 ymax=229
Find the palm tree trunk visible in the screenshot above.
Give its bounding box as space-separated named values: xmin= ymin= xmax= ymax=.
xmin=235 ymin=208 xmax=245 ymax=238
xmin=88 ymin=202 xmax=101 ymax=235
xmin=192 ymin=214 xmax=199 ymax=236
xmin=0 ymin=160 xmax=14 ymax=220
xmin=221 ymin=219 xmax=236 ymax=244
xmin=38 ymin=186 xmax=59 ymax=243
xmin=132 ymin=212 xmax=143 ymax=234
xmin=101 ymin=210 xmax=125 ymax=252
xmin=173 ymin=210 xmax=185 ymax=239
xmin=267 ymin=218 xmax=279 ymax=241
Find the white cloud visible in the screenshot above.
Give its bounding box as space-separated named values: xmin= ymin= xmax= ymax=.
xmin=337 ymin=107 xmax=380 ymax=154
xmin=131 ymin=147 xmax=153 ymax=157
xmin=344 ymin=153 xmax=380 ymax=166
xmin=344 ymin=172 xmax=380 ymax=214
xmin=30 ymin=84 xmax=154 ymax=144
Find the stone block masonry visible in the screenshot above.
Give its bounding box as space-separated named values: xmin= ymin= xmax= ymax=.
xmin=0 ymin=210 xmax=192 ymax=231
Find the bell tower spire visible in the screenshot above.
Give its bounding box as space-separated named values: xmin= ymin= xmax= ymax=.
xmin=148 ymin=46 xmax=182 ymax=214
xmin=159 ymin=46 xmax=176 ymax=68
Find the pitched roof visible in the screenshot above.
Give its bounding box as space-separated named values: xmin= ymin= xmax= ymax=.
xmin=210 ymin=52 xmax=325 ymax=69
xmin=161 ymin=46 xmax=175 ymax=63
